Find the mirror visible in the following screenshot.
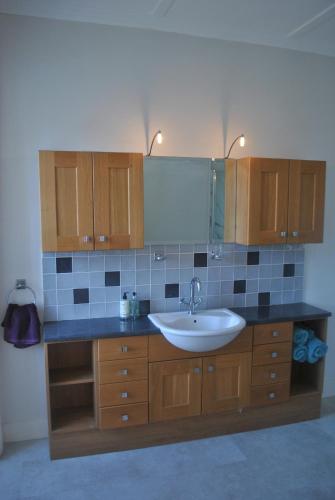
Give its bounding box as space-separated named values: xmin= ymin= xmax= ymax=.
xmin=144 ymin=156 xmax=235 ymax=245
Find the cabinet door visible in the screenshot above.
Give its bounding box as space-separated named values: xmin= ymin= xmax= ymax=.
xmin=288 ymin=160 xmax=325 ymax=243
xmin=248 ymin=158 xmax=290 ymax=244
xmin=202 ymin=353 xmax=251 ymax=414
xmin=93 ymin=152 xmax=143 ymax=249
xmin=149 ymin=358 xmax=202 ymax=422
xmin=39 ymin=151 xmax=94 ymax=251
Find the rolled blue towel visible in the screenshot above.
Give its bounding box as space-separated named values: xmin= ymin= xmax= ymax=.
xmin=293 ymin=344 xmax=308 ymax=363
xmin=307 ymin=337 xmax=328 ymax=364
xmin=293 ymin=327 xmax=310 ymax=346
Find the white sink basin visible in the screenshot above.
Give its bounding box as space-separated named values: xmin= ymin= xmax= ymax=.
xmin=148 ymin=308 xmax=246 ymax=352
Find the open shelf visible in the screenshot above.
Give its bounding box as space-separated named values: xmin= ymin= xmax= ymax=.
xmin=51 ymin=406 xmax=95 ymax=434
xmin=49 ymin=366 xmax=94 ymax=386
xmin=290 ymin=319 xmax=327 ymax=397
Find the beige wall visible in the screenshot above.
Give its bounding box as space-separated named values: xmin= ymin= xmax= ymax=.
xmin=0 ymin=13 xmax=334 ymax=440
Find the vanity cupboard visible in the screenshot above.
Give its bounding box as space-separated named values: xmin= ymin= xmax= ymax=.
xmin=235 ymin=158 xmax=326 ymax=245
xmin=39 ymin=151 xmax=143 ymax=252
xmin=44 ymin=313 xmax=329 ymax=459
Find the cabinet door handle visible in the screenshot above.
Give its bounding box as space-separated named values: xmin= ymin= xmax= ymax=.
xmin=121 ymin=345 xmax=128 ymax=353
xmin=271 ymin=352 xmax=278 ymax=359
xmin=121 ymin=391 xmax=128 ymax=399
xmin=121 ymin=414 xmax=129 ymax=422
xmin=193 ymin=367 xmax=201 ymax=374
xmin=270 ymin=372 xmax=277 ymax=380
xmin=82 ymin=235 xmax=92 ymax=243
xmin=207 ymin=365 xmax=215 ymax=373
xmin=268 ymin=392 xmax=276 ymax=400
xmin=272 ymin=330 xmax=279 ymax=337
xmin=98 ymin=235 xmax=108 ymax=242
xmin=280 ymin=231 xmax=287 ymax=238
xmin=292 ymin=231 xmax=299 ymax=237
xmin=119 ymin=368 xmax=128 ymax=376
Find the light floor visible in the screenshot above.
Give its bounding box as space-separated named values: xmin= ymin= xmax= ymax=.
xmin=1 ymin=399 xmax=335 ymax=500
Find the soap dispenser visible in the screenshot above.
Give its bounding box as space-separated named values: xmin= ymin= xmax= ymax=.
xmin=120 ymin=292 xmax=130 ymax=321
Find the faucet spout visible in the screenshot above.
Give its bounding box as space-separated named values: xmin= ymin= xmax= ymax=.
xmin=180 ymin=277 xmax=202 ymax=315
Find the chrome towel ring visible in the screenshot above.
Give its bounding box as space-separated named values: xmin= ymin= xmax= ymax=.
xmin=7 ymin=279 xmax=36 ymax=305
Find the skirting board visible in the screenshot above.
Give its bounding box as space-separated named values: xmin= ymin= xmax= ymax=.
xmin=4 ymin=418 xmax=48 ymax=442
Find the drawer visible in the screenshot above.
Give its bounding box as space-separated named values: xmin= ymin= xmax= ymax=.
xmin=99 ymin=402 xmax=148 ymax=429
xmin=253 ymin=322 xmax=292 ymax=345
xmin=148 ymin=327 xmax=253 ymax=362
xmin=251 ymin=362 xmax=291 ymax=386
xmin=99 ymin=358 xmax=148 ymax=384
xmin=98 ymin=336 xmax=148 ymax=361
xmin=250 ymin=382 xmax=290 ymax=407
xmin=99 ymin=380 xmax=148 ymax=407
xmin=252 ymin=342 xmax=292 ymax=366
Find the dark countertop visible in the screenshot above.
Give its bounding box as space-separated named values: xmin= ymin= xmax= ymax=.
xmin=43 ymin=302 xmax=331 ymax=343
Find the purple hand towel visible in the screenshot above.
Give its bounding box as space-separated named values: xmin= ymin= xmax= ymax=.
xmin=1 ymin=303 xmax=41 ymax=348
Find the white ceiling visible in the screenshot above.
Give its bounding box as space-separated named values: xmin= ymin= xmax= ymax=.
xmin=1 ymin=0 xmax=335 ymax=57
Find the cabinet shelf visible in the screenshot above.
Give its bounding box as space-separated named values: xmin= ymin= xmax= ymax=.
xmin=51 ymin=406 xmax=95 ymax=434
xmin=49 ymin=367 xmax=93 ymax=386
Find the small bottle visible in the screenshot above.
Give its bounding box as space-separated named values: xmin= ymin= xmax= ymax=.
xmin=120 ymin=292 xmax=130 ymax=321
xmin=131 ymin=292 xmax=140 ymax=320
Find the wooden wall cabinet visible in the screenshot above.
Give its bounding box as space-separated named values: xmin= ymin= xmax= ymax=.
xmin=235 ymin=157 xmax=326 ymax=245
xmin=39 ymin=151 xmax=144 ymax=251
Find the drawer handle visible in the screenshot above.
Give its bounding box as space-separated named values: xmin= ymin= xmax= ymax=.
xmin=193 ymin=367 xmax=201 ymax=374
xmin=98 ymin=235 xmax=108 ymax=242
xmin=207 ymin=365 xmax=215 ymax=373
xmin=280 ymin=231 xmax=287 ymax=238
xmin=272 ymin=331 xmax=279 ymax=337
xmin=119 ymin=368 xmax=128 ymax=376
xmin=292 ymin=231 xmax=299 ymax=237
xmin=268 ymin=392 xmax=276 ymax=400
xmin=271 ymin=352 xmax=278 ymax=359
xmin=270 ymin=372 xmax=277 ymax=380
xmin=121 ymin=345 xmax=128 ymax=353
xmin=121 ymin=391 xmax=128 ymax=399
xmin=121 ymin=414 xmax=129 ymax=422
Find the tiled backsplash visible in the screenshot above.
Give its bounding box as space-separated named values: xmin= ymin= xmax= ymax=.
xmin=42 ymin=243 xmax=304 ymax=321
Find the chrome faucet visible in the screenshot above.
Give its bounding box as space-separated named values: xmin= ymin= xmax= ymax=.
xmin=180 ymin=277 xmax=202 ymax=315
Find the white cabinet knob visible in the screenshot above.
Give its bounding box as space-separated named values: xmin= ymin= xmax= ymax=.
xmin=121 ymin=392 xmax=128 ymax=399
xmin=119 ymin=368 xmax=128 ymax=376
xmin=121 ymin=345 xmax=128 ymax=353
xmin=82 ymin=235 xmax=92 ymax=243
xmin=280 ymin=231 xmax=287 ymax=238
xmin=271 ymin=352 xmax=278 ymax=359
xmin=207 ymin=365 xmax=215 ymax=373
xmin=121 ymin=414 xmax=129 ymax=422
xmin=272 ymin=331 xmax=279 ymax=337
xmin=193 ymin=367 xmax=201 ymax=374
xmin=270 ymin=372 xmax=277 ymax=380
xmin=268 ymin=392 xmax=276 ymax=400
xmin=292 ymin=231 xmax=299 ymax=237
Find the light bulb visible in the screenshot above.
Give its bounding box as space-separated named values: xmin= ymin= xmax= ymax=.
xmin=157 ymin=131 xmax=163 ymax=144
xmin=239 ymin=134 xmax=245 ymax=147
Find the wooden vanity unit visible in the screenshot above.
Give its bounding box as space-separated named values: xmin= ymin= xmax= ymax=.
xmin=44 ymin=307 xmax=330 ymax=459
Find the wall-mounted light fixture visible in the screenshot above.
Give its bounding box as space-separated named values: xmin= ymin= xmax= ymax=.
xmin=224 ymin=134 xmax=245 ymax=159
xmin=147 ymin=130 xmax=163 ymax=156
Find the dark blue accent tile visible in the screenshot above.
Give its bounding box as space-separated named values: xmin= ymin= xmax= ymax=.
xmin=56 ymin=257 xmax=72 ymax=273
xmin=234 ymin=280 xmax=246 ymax=294
xmin=165 ymin=283 xmax=179 ymax=298
xmin=139 ymin=300 xmax=150 ymax=315
xmin=73 ymin=288 xmax=89 ymax=304
xmin=247 ymin=251 xmax=259 ymax=266
xmin=194 ymin=253 xmax=207 ymax=267
xmin=283 ymin=264 xmax=295 ymax=277
xmin=105 ymin=271 xmax=120 ymax=286
xmin=258 ymin=292 xmax=270 ymax=306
